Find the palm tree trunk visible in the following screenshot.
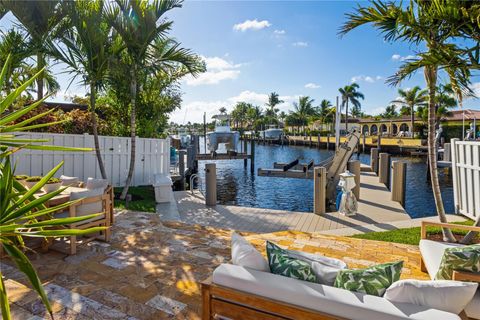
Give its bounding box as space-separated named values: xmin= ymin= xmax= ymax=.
xmin=410 ymin=104 xmax=415 ymax=138
xmin=90 ymin=83 xmax=107 ymax=180
xmin=37 ymin=52 xmax=44 ymax=100
xmin=120 ymin=64 xmax=137 ymax=200
xmin=345 ymin=100 xmax=349 ymax=133
xmin=425 ymin=66 xmax=456 ymax=242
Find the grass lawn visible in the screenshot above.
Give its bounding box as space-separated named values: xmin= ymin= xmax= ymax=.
xmin=114 ymin=186 xmax=156 ymax=213
xmin=351 ymin=220 xmax=475 ymax=246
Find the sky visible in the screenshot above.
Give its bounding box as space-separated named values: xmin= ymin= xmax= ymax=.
xmin=1 ymin=1 xmax=479 ymax=124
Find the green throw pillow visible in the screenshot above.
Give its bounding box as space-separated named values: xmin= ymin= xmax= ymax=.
xmin=266 ymin=241 xmax=317 ymax=283
xmin=334 ymin=261 xmax=403 ymax=296
xmin=435 ymin=245 xmax=480 ymax=280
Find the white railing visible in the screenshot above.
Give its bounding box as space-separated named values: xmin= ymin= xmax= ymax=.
xmin=11 ymin=132 xmax=170 ymax=187
xmin=451 ymin=139 xmax=480 ymax=220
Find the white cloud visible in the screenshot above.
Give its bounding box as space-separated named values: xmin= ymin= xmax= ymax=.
xmin=233 ymin=19 xmax=271 ymax=32
xmin=172 ymin=91 xmax=303 ymax=123
xmin=184 ymin=56 xmax=242 ymax=86
xmin=292 ymin=41 xmax=308 ymax=47
xmin=351 ymin=75 xmax=383 ymax=83
xmin=468 ymin=82 xmax=480 ymax=98
xmin=305 ymin=83 xmax=321 ymax=89
xmin=274 ymin=29 xmax=286 ymax=35
xmin=391 ymin=54 xmax=417 ymax=61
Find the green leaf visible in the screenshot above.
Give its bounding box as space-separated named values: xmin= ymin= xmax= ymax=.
xmin=1 ymin=242 xmax=52 ymax=317
xmin=0 ymin=271 xmax=11 ymax=320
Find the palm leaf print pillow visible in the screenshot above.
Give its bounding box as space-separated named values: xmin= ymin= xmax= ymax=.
xmin=435 ymin=245 xmax=480 ymax=280
xmin=266 ymin=241 xmax=317 ymax=283
xmin=334 ymin=261 xmax=403 ymax=296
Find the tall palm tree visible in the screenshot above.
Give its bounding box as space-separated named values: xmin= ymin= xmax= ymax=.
xmin=292 ymin=96 xmax=316 ymax=131
xmin=340 ymin=0 xmax=474 ymax=242
xmin=392 ymin=86 xmax=427 ymax=137
xmin=0 ymin=29 xmax=31 ymax=95
xmin=338 ymin=83 xmax=364 ymax=132
xmin=265 ymin=92 xmax=284 ymax=124
xmin=53 ymin=0 xmax=116 ymax=180
xmin=319 ymin=99 xmax=334 ymax=123
xmin=106 ymin=0 xmax=184 ymax=199
xmin=1 ymin=0 xmax=64 ymax=100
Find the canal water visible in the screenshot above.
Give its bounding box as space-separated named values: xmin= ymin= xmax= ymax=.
xmin=195 ymin=142 xmax=454 ymax=219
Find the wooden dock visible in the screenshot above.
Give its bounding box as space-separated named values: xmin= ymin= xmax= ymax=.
xmin=160 ymin=168 xmax=419 ymax=235
xmin=195 ymin=153 xmax=251 ymax=160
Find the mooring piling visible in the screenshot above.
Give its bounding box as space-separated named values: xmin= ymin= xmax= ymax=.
xmin=205 ymin=163 xmax=217 ymax=206
xmin=378 ymin=153 xmax=391 ymax=187
xmin=391 ymin=160 xmax=407 ymax=207
xmin=370 ymin=148 xmax=379 ymax=174
xmin=313 ymin=166 xmax=327 ymax=215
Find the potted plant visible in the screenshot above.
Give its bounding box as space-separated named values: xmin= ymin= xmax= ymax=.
xmin=42 ymin=177 xmax=62 ymax=193
xmin=14 ymin=175 xmax=29 ymax=186
xmin=24 ymin=176 xmax=43 ymax=190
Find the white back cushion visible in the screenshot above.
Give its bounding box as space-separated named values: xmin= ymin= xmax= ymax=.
xmin=385 ymin=279 xmax=477 ymax=315
xmin=70 ymin=188 xmax=104 ymax=216
xmin=60 ymin=175 xmax=79 ymax=187
xmin=86 ymin=178 xmax=108 ymax=191
xmin=419 ymin=239 xmax=464 ymax=279
xmin=231 ymin=233 xmax=269 ymax=272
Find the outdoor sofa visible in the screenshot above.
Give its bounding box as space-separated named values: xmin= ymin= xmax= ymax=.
xmin=419 ymin=221 xmax=480 ymax=320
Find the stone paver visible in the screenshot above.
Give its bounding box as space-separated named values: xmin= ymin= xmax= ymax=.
xmin=3 ymin=211 xmax=432 ymax=320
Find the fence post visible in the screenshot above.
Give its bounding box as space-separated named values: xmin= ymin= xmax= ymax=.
xmin=378 ymin=153 xmax=391 ymax=186
xmin=370 ymin=148 xmax=379 ymax=174
xmin=178 ymin=150 xmax=186 ymax=190
xmin=348 ymin=160 xmax=361 ymax=200
xmin=314 ymin=167 xmax=326 ymax=215
xmin=391 ymin=160 xmax=407 ymax=206
xmin=205 ymin=163 xmax=217 ymax=206
xmin=450 ymin=138 xmax=459 ymax=213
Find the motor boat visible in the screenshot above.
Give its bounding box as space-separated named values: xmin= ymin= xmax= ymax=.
xmin=261 ymin=125 xmax=284 ymax=140
xmin=171 ymin=127 xmax=191 ymax=149
xmin=207 ymin=113 xmax=240 ymax=153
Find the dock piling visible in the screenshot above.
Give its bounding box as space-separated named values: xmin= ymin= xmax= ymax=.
xmin=347 ymin=160 xmax=360 ymax=200
xmin=443 ymin=143 xmax=451 ymax=162
xmin=391 ymin=160 xmax=407 ymax=207
xmin=205 ymin=163 xmax=217 ymax=206
xmin=327 ymin=134 xmax=330 ymax=150
xmin=243 ymin=138 xmax=248 ymax=168
xmin=378 ymin=153 xmax=391 ymax=187
xmin=370 ymin=148 xmax=379 ymax=174
xmin=179 ymin=150 xmax=186 ymax=190
xmin=250 ymin=140 xmax=255 ymax=173
xmin=313 ymin=167 xmax=327 ymax=215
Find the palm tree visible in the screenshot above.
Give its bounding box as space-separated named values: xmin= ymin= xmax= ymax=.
xmin=338 ymin=83 xmax=364 ymax=132
xmin=54 ymin=0 xmax=114 ymax=180
xmin=265 ymin=92 xmax=284 ymax=124
xmin=340 ymin=0 xmax=475 ymax=242
xmin=380 ymin=104 xmax=398 ymax=119
xmin=392 ymin=86 xmax=427 ymax=137
xmin=318 ymin=99 xmax=334 ymax=123
xmin=1 ymin=0 xmax=64 ymax=100
xmin=292 ymin=96 xmax=316 ymax=132
xmin=106 ymin=0 xmax=184 ymax=199
xmin=0 ymin=29 xmax=31 ymax=95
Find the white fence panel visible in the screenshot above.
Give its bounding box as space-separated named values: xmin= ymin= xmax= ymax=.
xmin=451 ymin=139 xmax=480 ymax=220
xmin=11 ymin=132 xmax=170 ymax=187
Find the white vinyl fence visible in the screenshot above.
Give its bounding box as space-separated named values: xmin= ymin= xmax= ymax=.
xmin=11 ymin=132 xmax=170 ymax=187
xmin=451 ymin=139 xmax=480 ymax=220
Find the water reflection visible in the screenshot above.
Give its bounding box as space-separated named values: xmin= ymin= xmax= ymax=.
xmin=196 ymin=141 xmax=454 ymax=218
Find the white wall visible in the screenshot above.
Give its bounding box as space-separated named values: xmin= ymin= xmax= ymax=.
xmin=11 ymin=132 xmax=170 ymax=187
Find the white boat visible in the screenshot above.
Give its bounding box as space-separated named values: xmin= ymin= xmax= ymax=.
xmin=207 ymin=113 xmax=240 ymax=153
xmin=170 ymin=127 xmax=190 ymax=149
xmin=261 ymin=125 xmax=284 ymax=140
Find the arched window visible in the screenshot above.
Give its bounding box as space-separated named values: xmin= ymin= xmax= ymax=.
xmin=362 ymin=125 xmax=369 ymax=135
xmin=399 ymin=123 xmax=409 ymax=132
xmin=380 ymin=124 xmax=388 ymax=133
xmin=370 ymin=124 xmax=378 ymax=135
xmin=392 ymin=124 xmax=398 ymax=135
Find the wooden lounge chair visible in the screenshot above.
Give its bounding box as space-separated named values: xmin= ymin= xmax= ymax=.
xmin=53 ymin=190 xmax=112 ymax=255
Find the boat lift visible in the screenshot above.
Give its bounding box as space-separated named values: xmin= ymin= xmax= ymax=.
xmin=257 ymin=130 xmax=361 ymax=203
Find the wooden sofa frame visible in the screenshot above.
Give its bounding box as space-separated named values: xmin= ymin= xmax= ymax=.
xmin=420 ymin=221 xmax=480 ymax=282
xmin=201 ymin=278 xmax=346 ymax=320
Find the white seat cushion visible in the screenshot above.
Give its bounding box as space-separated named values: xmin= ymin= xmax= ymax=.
xmin=60 ymin=175 xmax=79 ymax=187
xmin=212 ymin=264 xmax=460 ymax=320
xmin=419 ymin=239 xmax=464 ymax=280
xmin=466 ymin=290 xmax=480 ymax=320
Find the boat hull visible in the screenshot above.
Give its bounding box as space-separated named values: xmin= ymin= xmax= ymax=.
xmin=207 ymin=131 xmax=240 ymax=152
xmin=262 ymin=128 xmax=283 ymax=140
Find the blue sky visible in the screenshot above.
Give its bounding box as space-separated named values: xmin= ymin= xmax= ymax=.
xmin=1 ymin=1 xmax=479 ymax=124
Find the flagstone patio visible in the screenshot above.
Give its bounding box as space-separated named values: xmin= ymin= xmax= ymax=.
xmin=3 ymin=210 xmax=429 ymax=320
